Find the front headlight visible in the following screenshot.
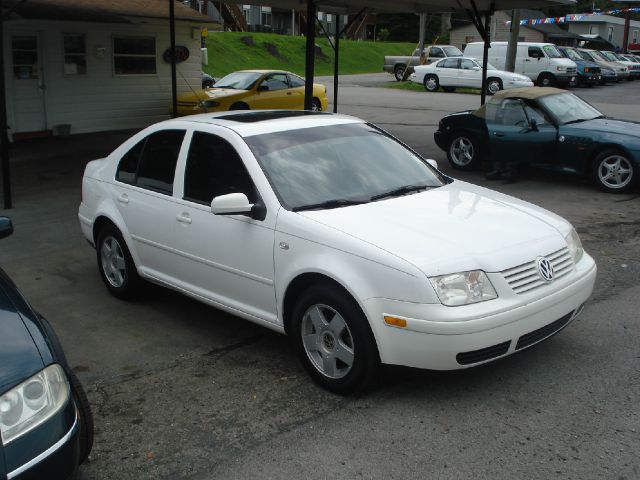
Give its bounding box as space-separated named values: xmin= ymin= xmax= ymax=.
xmin=198 ymin=99 xmax=220 ymax=109
xmin=565 ymin=228 xmax=584 ymax=264
xmin=557 ymin=66 xmax=566 ymax=71
xmin=429 ymin=270 xmax=497 ymax=307
xmin=0 ymin=364 xmax=70 ymax=445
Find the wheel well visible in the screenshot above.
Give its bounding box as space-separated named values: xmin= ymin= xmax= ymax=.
xmin=487 ymin=76 xmax=502 ymax=85
xmin=394 ymin=63 xmax=405 ymax=71
xmin=92 ymin=216 xmax=117 ymax=244
xmin=230 ymin=102 xmax=249 ymax=110
xmin=587 ymin=144 xmax=632 ymax=174
xmin=282 ymin=273 xmax=356 ymax=336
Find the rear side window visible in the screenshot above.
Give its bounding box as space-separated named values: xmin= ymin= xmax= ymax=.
xmin=441 ymin=58 xmax=459 ymax=69
xmin=183 ymin=131 xmax=256 ymax=205
xmin=430 ymin=47 xmax=444 ymax=58
xmin=115 ymin=129 xmax=185 ymax=195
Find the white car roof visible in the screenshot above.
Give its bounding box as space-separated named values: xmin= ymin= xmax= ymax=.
xmin=156 ymin=111 xmax=364 ymax=137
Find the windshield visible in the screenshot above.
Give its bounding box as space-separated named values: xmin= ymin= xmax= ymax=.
xmin=538 ymin=93 xmax=603 ymax=125
xmin=245 ymin=123 xmax=445 ymax=210
xmin=562 ymin=48 xmax=583 ymax=61
xmin=213 ymin=71 xmax=262 ymax=90
xmin=543 ymin=45 xmax=563 ymax=58
xmin=600 ymin=52 xmax=618 ymax=62
xmin=443 ymin=46 xmax=463 ymax=57
xmin=590 ymin=50 xmax=608 ymax=62
xmin=578 ymin=50 xmax=594 ymax=61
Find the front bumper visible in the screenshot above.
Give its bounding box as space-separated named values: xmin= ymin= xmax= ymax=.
xmin=578 ymin=73 xmax=601 ymax=84
xmin=433 ymin=129 xmax=447 ymax=151
xmin=364 ymin=254 xmax=596 ymax=370
xmin=3 ymin=400 xmax=79 ymax=480
xmin=555 ymin=73 xmax=576 ymax=85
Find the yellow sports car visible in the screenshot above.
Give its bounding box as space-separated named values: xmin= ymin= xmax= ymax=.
xmin=175 ymin=70 xmax=328 ymax=116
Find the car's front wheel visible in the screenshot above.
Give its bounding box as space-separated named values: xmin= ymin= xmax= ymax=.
xmin=447 ymin=132 xmax=480 ymax=170
xmin=68 ymin=370 xmax=94 ymax=464
xmin=486 ymin=78 xmax=503 ymax=95
xmin=592 ymin=149 xmax=635 ymax=193
xmin=537 ymin=72 xmax=556 ymax=87
xmin=291 ymin=284 xmax=379 ymax=394
xmin=96 ymin=224 xmax=142 ymax=299
xmin=423 ymin=74 xmax=439 ymax=92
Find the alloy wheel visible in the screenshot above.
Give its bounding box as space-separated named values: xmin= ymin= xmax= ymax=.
xmin=100 ymin=236 xmax=126 ymax=288
xmin=301 ymin=304 xmax=355 ymax=379
xmin=598 ymin=155 xmax=633 ymax=190
xmin=449 ymin=137 xmax=475 ymax=166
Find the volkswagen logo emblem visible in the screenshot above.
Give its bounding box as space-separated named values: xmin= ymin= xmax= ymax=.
xmin=537 ymin=257 xmax=554 ymax=282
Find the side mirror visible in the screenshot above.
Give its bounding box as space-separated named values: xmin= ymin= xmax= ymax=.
xmin=258 ymin=85 xmax=269 ymax=92
xmin=426 ymin=159 xmax=439 ymax=170
xmin=211 ymin=193 xmax=253 ymax=216
xmin=528 ymin=118 xmax=539 ymax=132
xmin=0 ymin=217 xmax=13 ymax=239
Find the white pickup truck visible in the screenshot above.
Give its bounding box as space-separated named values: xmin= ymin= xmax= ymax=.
xmin=383 ymin=45 xmax=463 ymax=81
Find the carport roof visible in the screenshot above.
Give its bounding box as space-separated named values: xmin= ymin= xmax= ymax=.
xmin=221 ymin=0 xmax=575 ymax=14
xmin=1 ymin=0 xmax=216 ymax=23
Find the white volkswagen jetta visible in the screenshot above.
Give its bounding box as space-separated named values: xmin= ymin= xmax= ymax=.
xmin=78 ymin=111 xmax=596 ymax=393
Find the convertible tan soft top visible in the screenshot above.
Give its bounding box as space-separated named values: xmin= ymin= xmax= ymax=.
xmin=473 ymin=87 xmax=566 ymax=118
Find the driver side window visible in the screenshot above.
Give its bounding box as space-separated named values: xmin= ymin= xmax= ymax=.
xmin=528 ymin=47 xmax=544 ymax=58
xmin=260 ymin=73 xmax=289 ymax=91
xmin=496 ymin=99 xmax=528 ymax=126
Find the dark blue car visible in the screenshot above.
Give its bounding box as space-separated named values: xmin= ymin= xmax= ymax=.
xmin=558 ymin=47 xmax=602 ymax=87
xmin=434 ymin=87 xmax=639 ymax=192
xmin=0 ymin=217 xmax=93 ymax=479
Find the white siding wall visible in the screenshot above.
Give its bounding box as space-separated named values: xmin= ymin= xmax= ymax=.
xmin=4 ymin=18 xmax=204 ymax=134
xmin=451 ymin=12 xmax=543 ymax=51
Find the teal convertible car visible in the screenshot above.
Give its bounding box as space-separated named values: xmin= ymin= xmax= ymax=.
xmin=434 ymin=87 xmax=639 ymax=193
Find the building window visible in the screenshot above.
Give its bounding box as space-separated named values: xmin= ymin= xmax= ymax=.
xmin=63 ymin=34 xmax=87 ymax=75
xmin=261 ymin=11 xmax=272 ymax=26
xmin=608 ymin=26 xmax=614 ymax=43
xmin=113 ymin=36 xmax=156 ymax=75
xmin=12 ymin=36 xmax=38 ymax=79
xmin=633 ymin=30 xmax=638 ymax=44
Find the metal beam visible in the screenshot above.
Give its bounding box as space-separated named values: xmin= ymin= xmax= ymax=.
xmin=304 ymin=0 xmax=317 ymax=110
xmin=169 ymin=0 xmax=178 ymax=118
xmin=333 ymin=15 xmax=340 ymax=113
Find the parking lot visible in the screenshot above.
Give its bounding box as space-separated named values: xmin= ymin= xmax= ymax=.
xmin=1 ymin=76 xmax=639 ymax=479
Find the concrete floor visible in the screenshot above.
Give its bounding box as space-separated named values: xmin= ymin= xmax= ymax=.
xmin=1 ymin=76 xmax=639 ymax=480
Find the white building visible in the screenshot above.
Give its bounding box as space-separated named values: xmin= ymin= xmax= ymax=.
xmin=566 ymin=14 xmax=640 ymax=50
xmin=2 ymin=0 xmax=213 ymax=138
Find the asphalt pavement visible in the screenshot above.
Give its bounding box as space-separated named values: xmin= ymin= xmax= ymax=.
xmin=0 ymin=75 xmax=639 ymax=480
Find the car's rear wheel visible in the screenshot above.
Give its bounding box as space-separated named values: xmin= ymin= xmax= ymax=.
xmin=423 ymin=74 xmax=439 ymax=92
xmin=394 ymin=65 xmax=406 ymax=81
xmin=311 ymin=98 xmax=322 ymax=111
xmin=592 ymin=149 xmax=635 ymax=193
xmin=537 ymin=72 xmax=555 ymax=87
xmin=230 ymin=102 xmax=249 ymax=110
xmin=96 ymin=224 xmax=142 ymax=299
xmin=447 ymin=132 xmax=480 ymax=170
xmin=291 ymin=284 xmax=379 ymax=394
xmin=486 ymin=78 xmax=503 ymax=95
xmin=68 ymin=370 xmax=94 ymax=464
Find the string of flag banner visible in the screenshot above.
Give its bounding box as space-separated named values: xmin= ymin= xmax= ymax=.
xmin=506 ymin=7 xmax=640 ymax=26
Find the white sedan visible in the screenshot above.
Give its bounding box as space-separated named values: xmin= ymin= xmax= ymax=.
xmin=410 ymin=57 xmax=534 ymax=94
xmin=78 ymin=111 xmax=596 ymax=393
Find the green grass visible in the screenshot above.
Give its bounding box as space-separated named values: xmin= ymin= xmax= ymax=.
xmin=203 ymin=32 xmax=415 ymax=78
xmin=385 ymin=81 xmax=482 ymax=95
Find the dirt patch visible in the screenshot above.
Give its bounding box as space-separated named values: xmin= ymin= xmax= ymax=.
xmin=263 ymin=42 xmax=284 ymax=60
xmin=240 ymin=36 xmax=255 ymax=47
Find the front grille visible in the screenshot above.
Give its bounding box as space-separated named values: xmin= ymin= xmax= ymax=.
xmin=501 ymin=247 xmax=573 ymax=295
xmin=456 ymin=341 xmax=511 ymax=365
xmin=567 ymin=67 xmax=577 ymax=74
xmin=515 ymin=311 xmax=573 ymax=350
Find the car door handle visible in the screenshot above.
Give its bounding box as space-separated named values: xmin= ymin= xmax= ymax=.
xmin=117 ymin=193 xmax=129 ymax=204
xmin=493 ymin=132 xmax=505 ymax=137
xmin=286 ymin=92 xmax=292 ymax=95
xmin=176 ymin=213 xmax=192 ymax=224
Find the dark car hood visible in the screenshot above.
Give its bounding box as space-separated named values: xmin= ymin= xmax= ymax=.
xmin=0 ymin=272 xmax=44 ymax=394
xmin=567 ymin=117 xmax=640 ymax=137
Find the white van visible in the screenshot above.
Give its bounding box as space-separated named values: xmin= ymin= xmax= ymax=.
xmin=464 ymin=42 xmax=577 ymax=87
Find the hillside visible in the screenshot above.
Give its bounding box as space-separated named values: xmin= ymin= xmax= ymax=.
xmin=203 ymin=32 xmax=415 ymax=77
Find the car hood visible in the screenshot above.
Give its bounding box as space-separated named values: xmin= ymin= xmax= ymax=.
xmin=0 ymin=281 xmax=44 ymax=394
xmin=298 ymin=181 xmax=568 ymax=277
xmin=178 ymin=88 xmax=248 ymax=102
xmin=566 ymin=117 xmax=640 ymax=137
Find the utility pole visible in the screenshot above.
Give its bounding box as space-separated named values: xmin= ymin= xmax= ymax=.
xmin=417 ymin=13 xmax=426 ymax=58
xmin=505 ymin=9 xmax=520 ymax=72
xmin=0 ymin=11 xmax=12 ymax=209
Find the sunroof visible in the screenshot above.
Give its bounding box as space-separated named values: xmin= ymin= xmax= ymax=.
xmin=219 ymin=110 xmax=330 ymax=123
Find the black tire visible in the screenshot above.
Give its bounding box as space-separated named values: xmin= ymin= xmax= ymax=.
xmin=446 ymin=131 xmax=480 ymax=170
xmin=67 ymin=370 xmax=94 ymax=464
xmin=311 ymin=98 xmax=322 ymax=111
xmin=96 ymin=224 xmax=143 ymax=299
xmin=486 ymin=78 xmax=503 ymax=95
xmin=229 ymin=102 xmax=249 ymax=111
xmin=442 ymin=86 xmax=456 ymax=93
xmin=423 ymin=74 xmax=439 ymax=92
xmin=591 ymin=149 xmax=636 ymax=193
xmin=394 ymin=65 xmax=406 ymax=81
xmin=291 ymin=284 xmax=380 ymax=394
xmin=537 ymin=72 xmax=555 ymax=87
